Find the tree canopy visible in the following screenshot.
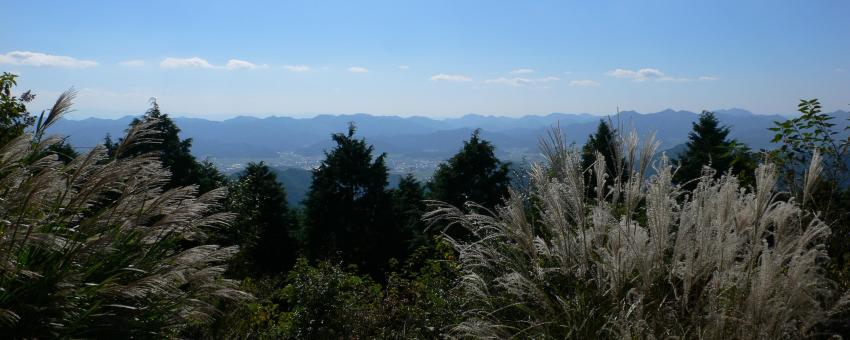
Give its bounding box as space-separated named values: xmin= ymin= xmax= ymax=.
xmin=581 ymin=119 xmax=627 ymax=198
xmin=225 ymin=162 xmax=300 ymax=276
xmin=427 ymin=130 xmax=511 ymax=210
xmin=302 ymin=124 xmax=410 ymax=277
xmin=107 ymin=99 xmax=225 ymax=193
xmin=674 ymin=111 xmax=756 ymax=189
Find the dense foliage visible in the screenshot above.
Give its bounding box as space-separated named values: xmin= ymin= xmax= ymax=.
xmin=223 ymin=162 xmax=300 ymax=276
xmin=0 ymin=72 xmax=35 ymax=146
xmin=427 ymin=129 xmax=511 ymax=210
xmin=301 ymin=124 xmax=412 ymax=277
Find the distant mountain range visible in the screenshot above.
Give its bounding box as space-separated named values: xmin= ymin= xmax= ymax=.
xmin=50 ymin=108 xmax=850 ymax=207
xmin=50 ymin=108 xmax=850 ymax=162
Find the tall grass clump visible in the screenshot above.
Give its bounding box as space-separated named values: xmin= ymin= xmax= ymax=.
xmin=0 ymin=91 xmax=249 ymax=338
xmin=426 ymin=127 xmax=849 ymax=339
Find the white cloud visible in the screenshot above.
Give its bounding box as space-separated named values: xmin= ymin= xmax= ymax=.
xmin=430 ymin=74 xmax=473 ymax=82
xmin=510 ymin=68 xmax=535 ymax=74
xmin=398 ymin=65 xmax=410 ymax=70
xmin=606 ymin=68 xmax=665 ymax=81
xmin=284 ymin=65 xmax=311 ymax=72
xmin=569 ymin=79 xmax=600 ymax=87
xmin=484 ymin=76 xmax=559 ymax=86
xmin=160 ymin=57 xmax=214 ymax=69
xmin=225 ymin=59 xmax=266 ymax=70
xmin=836 ymin=68 xmax=846 ymax=73
xmin=606 ymin=68 xmax=706 ymax=82
xmin=118 ymin=59 xmax=145 ymax=67
xmin=348 ymin=66 xmax=370 ymax=73
xmin=0 ymin=51 xmax=98 ymax=68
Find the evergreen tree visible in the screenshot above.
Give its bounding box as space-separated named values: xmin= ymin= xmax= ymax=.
xmin=580 ymin=120 xmax=626 ymax=198
xmin=110 ymin=99 xmax=222 ymax=193
xmin=302 ymin=124 xmax=407 ymax=277
xmin=674 ymin=111 xmax=755 ymax=189
xmin=391 ymin=174 xmax=427 ymax=250
xmin=427 ymin=130 xmax=511 ymax=210
xmin=225 ymin=162 xmax=299 ymax=275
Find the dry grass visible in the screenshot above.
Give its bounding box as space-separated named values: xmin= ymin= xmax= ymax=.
xmin=0 ymin=91 xmax=249 ymax=337
xmin=426 ymin=127 xmax=849 ymax=339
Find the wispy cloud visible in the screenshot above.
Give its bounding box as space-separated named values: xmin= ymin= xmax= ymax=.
xmin=0 ymin=51 xmax=98 ymax=68
xmin=348 ymin=66 xmax=370 ymax=73
xmin=398 ymin=65 xmax=410 ymax=70
xmin=430 ymin=74 xmax=473 ymax=82
xmin=284 ymin=65 xmax=311 ymax=72
xmin=569 ymin=79 xmax=600 ymax=87
xmin=510 ymin=68 xmax=535 ymax=74
xmin=607 ymin=68 xmax=711 ymax=82
xmin=836 ymin=68 xmax=846 ymax=73
xmin=160 ymin=57 xmax=214 ymax=69
xmin=484 ymin=76 xmax=559 ymax=86
xmin=606 ymin=68 xmax=666 ymax=81
xmin=118 ymin=59 xmax=145 ymax=67
xmin=225 ymin=59 xmax=266 ymax=70
xmin=160 ymin=57 xmax=265 ymax=70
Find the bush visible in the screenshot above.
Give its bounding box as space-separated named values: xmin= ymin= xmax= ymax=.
xmin=211 ymin=247 xmax=462 ymax=339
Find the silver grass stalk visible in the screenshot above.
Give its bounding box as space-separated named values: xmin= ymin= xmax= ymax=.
xmin=0 ymin=95 xmax=249 ymax=337
xmin=425 ymin=126 xmax=847 ymax=339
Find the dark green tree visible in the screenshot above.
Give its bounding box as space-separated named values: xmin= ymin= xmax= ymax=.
xmin=225 ymin=162 xmax=299 ymax=276
xmin=391 ymin=174 xmax=427 ymax=250
xmin=581 ymin=120 xmax=626 ymax=198
xmin=674 ymin=111 xmax=756 ymax=189
xmin=302 ymin=124 xmax=408 ymax=277
xmin=427 ymin=130 xmax=511 ymax=210
xmin=109 ymin=99 xmax=222 ymax=193
xmin=0 ymin=72 xmax=35 ymax=145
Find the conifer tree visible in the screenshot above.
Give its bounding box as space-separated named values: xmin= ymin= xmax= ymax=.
xmin=110 ymin=99 xmax=223 ymax=193
xmin=581 ymin=120 xmax=626 ymax=198
xmin=427 ymin=130 xmax=511 ymax=210
xmin=225 ymin=162 xmax=299 ymax=275
xmin=302 ymin=124 xmax=407 ymax=277
xmin=391 ymin=174 xmax=427 ymax=250
xmin=674 ymin=111 xmax=755 ymax=189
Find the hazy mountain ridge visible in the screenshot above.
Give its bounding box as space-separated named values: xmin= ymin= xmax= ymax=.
xmin=50 ymin=109 xmax=850 ymax=162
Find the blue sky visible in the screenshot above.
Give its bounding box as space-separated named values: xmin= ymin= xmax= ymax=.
xmin=2 ymin=0 xmax=849 ymax=119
